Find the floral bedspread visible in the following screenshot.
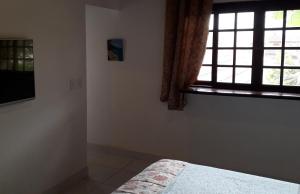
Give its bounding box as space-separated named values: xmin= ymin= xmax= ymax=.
xmin=112 ymin=159 xmax=187 ymax=194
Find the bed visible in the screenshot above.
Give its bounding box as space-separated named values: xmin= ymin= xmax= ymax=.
xmin=112 ymin=159 xmax=300 ymax=194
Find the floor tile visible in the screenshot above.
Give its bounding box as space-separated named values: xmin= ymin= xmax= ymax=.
xmin=61 ymin=179 xmax=95 ymax=194
xmin=88 ymin=165 xmax=120 ymax=183
xmin=88 ymin=144 xmax=163 ymax=162
xmin=62 ymin=179 xmax=116 ymax=194
xmin=61 ymin=144 xmax=164 ymax=194
xmin=103 ymin=170 xmax=138 ymax=188
xmin=125 ymin=159 xmax=154 ymax=174
xmin=88 ymin=151 xmax=132 ymax=169
xmin=90 ymin=184 xmax=115 ymax=194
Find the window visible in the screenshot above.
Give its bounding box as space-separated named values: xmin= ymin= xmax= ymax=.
xmin=197 ymin=1 xmax=300 ymax=94
xmin=0 ymin=40 xmax=34 ymax=72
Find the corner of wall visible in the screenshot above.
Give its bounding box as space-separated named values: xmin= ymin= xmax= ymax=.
xmin=85 ymin=0 xmax=121 ymax=10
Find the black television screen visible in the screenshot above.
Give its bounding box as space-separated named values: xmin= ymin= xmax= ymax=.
xmin=0 ymin=39 xmax=35 ymax=105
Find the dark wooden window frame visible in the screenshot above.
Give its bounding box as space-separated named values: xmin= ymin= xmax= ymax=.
xmin=194 ymin=0 xmax=300 ymax=95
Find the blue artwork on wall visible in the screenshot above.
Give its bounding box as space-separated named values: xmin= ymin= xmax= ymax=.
xmin=108 ymin=39 xmax=124 ymax=61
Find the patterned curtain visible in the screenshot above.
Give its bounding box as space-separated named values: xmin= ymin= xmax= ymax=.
xmin=160 ymin=0 xmax=213 ymax=110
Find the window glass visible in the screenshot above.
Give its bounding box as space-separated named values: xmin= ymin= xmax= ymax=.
xmin=284 ymin=50 xmax=300 ymax=66
xmin=235 ymin=68 xmax=252 ymax=84
xmin=219 ymin=13 xmax=235 ymax=29
xmin=218 ymin=32 xmax=234 ymax=47
xmin=236 ymin=50 xmax=252 ymax=66
xmin=264 ymin=30 xmax=282 ymax=47
xmin=237 ymin=31 xmax=253 ymax=47
xmin=217 ymin=67 xmax=233 ymax=83
xmin=198 ymin=66 xmax=212 ymax=81
xmin=209 ymin=14 xmax=214 ymax=30
xmin=286 ymin=10 xmax=300 ymax=27
xmin=218 ymin=50 xmax=233 ymax=65
xmin=265 ymin=11 xmax=284 ymax=28
xmin=237 ymin=12 xmax=254 ymax=29
xmin=203 ymin=49 xmax=212 ymax=64
xmin=206 ymin=32 xmax=213 ymax=47
xmin=25 ymin=59 xmax=34 ymax=72
xmin=263 ymin=68 xmax=281 ymax=85
xmin=0 ymin=60 xmax=7 ymax=70
xmin=263 ymin=50 xmax=282 ymax=66
xmin=285 ymin=30 xmax=300 ymax=47
xmin=283 ymin=69 xmax=300 ymax=86
xmin=16 ymin=60 xmax=24 ymax=71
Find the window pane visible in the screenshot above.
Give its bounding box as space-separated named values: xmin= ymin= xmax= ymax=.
xmin=0 ymin=60 xmax=7 ymax=70
xmin=235 ymin=68 xmax=252 ymax=84
xmin=198 ymin=66 xmax=212 ymax=81
xmin=8 ymin=48 xmax=14 ymax=58
xmin=283 ymin=69 xmax=300 ymax=86
xmin=285 ymin=50 xmax=300 ymax=66
xmin=237 ymin=12 xmax=254 ymax=29
xmin=0 ymin=41 xmax=7 ymax=47
xmin=264 ymin=30 xmax=282 ymax=47
xmin=285 ymin=30 xmax=300 ymax=47
xmin=217 ymin=67 xmax=233 ymax=83
xmin=218 ymin=32 xmax=234 ymax=47
xmin=25 ymin=59 xmax=34 ymax=72
xmin=16 ymin=60 xmax=24 ymax=71
xmin=265 ymin=11 xmax=284 ymax=28
xmin=209 ymin=14 xmax=214 ymax=30
xmin=0 ymin=48 xmax=8 ymax=59
xmin=219 ymin=13 xmax=235 ymax=30
xmin=236 ymin=31 xmax=253 ymax=47
xmin=286 ymin=10 xmax=300 ymax=28
xmin=206 ymin=32 xmax=213 ymax=47
xmin=263 ymin=68 xmax=281 ymax=85
xmin=263 ymin=50 xmax=282 ymax=66
xmin=236 ymin=49 xmax=252 ymax=65
xmin=25 ymin=40 xmax=33 ymax=47
xmin=6 ymin=40 xmax=13 ymax=47
xmin=203 ymin=49 xmax=212 ymax=64
xmin=218 ymin=49 xmax=233 ymax=65
xmin=7 ymin=60 xmax=13 ymax=70
xmin=17 ymin=48 xmax=24 ymax=58
xmin=25 ymin=48 xmax=33 ymax=58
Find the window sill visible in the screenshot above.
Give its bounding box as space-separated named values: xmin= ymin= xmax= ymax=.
xmin=181 ymin=86 xmax=300 ymax=100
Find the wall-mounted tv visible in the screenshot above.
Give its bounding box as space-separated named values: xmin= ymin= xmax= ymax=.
xmin=0 ymin=39 xmax=35 ymax=105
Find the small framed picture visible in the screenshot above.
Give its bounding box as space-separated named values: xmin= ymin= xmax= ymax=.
xmin=107 ymin=39 xmax=124 ymax=61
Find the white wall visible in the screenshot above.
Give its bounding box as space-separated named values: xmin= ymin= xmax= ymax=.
xmin=0 ymin=0 xmax=87 ymax=194
xmin=86 ymin=5 xmax=120 ymax=148
xmin=86 ymin=0 xmax=300 ymax=183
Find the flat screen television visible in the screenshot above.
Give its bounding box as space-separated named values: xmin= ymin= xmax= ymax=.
xmin=0 ymin=39 xmax=35 ymax=105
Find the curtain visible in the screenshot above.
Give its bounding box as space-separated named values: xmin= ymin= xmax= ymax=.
xmin=160 ymin=0 xmax=213 ymax=110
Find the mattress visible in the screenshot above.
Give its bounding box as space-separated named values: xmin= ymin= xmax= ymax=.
xmin=112 ymin=159 xmax=300 ymax=194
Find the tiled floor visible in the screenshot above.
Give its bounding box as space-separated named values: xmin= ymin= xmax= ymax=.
xmin=62 ymin=144 xmax=162 ymax=194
